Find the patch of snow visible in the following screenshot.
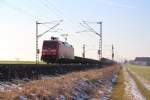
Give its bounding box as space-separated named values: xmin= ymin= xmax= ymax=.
xmin=72 ymin=78 xmax=113 ymax=100
xmin=59 ymin=95 xmax=66 ymax=100
xmin=18 ymin=96 xmax=27 ymax=100
xmin=41 ymin=76 xmax=52 ymax=80
xmin=111 ymin=72 xmax=118 ymax=84
xmin=0 ymin=81 xmax=22 ymax=92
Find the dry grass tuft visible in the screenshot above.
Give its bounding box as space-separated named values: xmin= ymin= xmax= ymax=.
xmin=110 ymin=67 xmax=126 ymax=100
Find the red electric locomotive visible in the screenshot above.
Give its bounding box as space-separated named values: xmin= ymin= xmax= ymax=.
xmin=41 ymin=37 xmax=74 ymax=63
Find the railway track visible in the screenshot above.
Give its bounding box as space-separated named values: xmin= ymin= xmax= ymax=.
xmin=0 ymin=58 xmax=115 ymax=81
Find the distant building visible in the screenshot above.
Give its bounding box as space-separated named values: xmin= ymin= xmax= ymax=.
xmin=134 ymin=57 xmax=150 ymax=66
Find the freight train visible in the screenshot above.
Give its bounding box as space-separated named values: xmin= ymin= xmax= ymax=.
xmin=41 ymin=37 xmax=115 ymax=65
xmin=41 ymin=37 xmax=74 ymax=63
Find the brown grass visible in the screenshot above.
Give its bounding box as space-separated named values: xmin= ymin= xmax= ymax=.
xmin=0 ymin=64 xmax=120 ymax=99
xmin=110 ymin=67 xmax=126 ymax=100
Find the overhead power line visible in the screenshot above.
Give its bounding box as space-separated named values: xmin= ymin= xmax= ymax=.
xmin=79 ymin=21 xmax=103 ymax=60
xmin=42 ymin=0 xmax=88 ymax=42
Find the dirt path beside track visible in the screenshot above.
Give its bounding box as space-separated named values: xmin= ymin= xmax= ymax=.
xmin=111 ymin=65 xmax=146 ymax=100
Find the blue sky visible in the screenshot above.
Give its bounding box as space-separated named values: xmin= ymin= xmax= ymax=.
xmin=0 ymin=0 xmax=149 ymax=61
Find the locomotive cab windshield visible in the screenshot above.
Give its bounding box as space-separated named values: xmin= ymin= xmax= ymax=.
xmin=42 ymin=41 xmax=58 ymax=49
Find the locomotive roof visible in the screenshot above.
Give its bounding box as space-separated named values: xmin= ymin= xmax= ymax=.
xmin=43 ymin=40 xmax=73 ymax=48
